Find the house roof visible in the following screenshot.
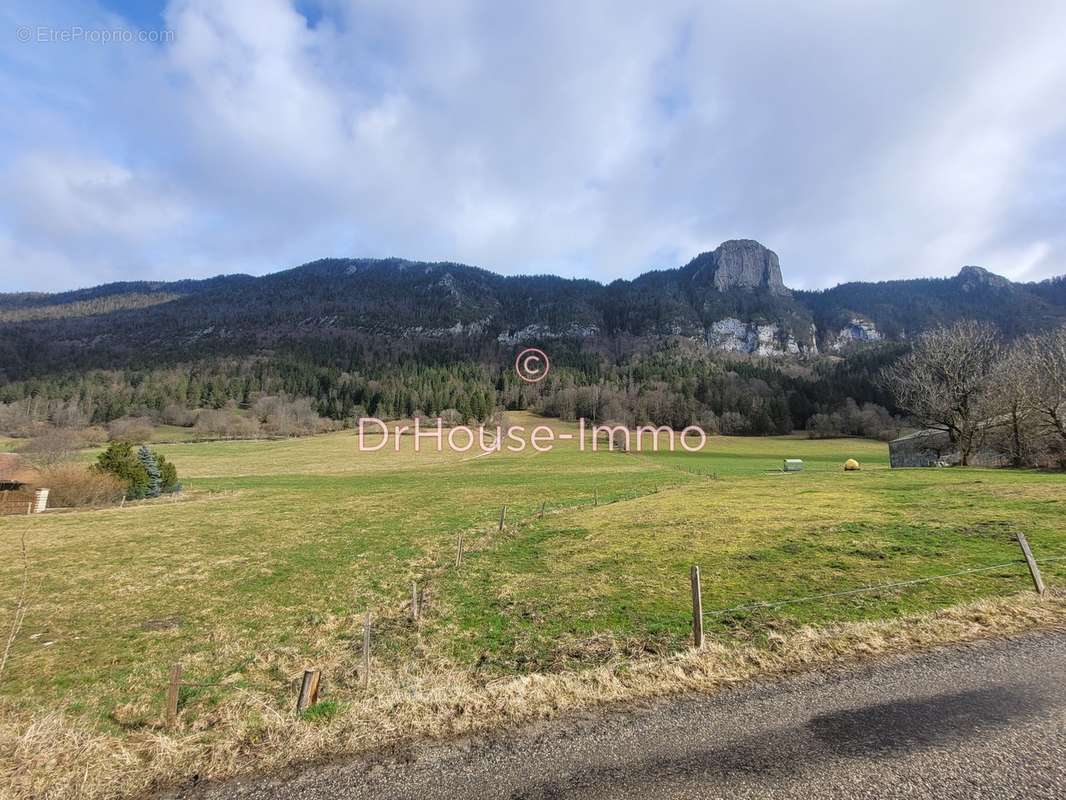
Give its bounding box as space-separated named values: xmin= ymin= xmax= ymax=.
xmin=0 ymin=453 xmax=21 ymax=479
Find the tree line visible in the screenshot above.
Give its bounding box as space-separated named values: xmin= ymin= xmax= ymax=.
xmin=0 ymin=340 xmax=909 ymax=441
xmin=6 ymin=323 xmax=1065 ymax=471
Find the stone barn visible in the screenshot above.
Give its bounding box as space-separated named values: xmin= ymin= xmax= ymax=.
xmin=889 ymin=429 xmax=1006 ymax=468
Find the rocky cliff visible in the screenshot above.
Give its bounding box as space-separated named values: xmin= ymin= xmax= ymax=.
xmin=707 ymin=318 xmax=817 ymax=356
xmin=827 ymin=317 xmax=883 ymax=351
xmin=687 ymin=239 xmax=789 ymax=295
xmin=957 ymin=265 xmax=1012 ymax=292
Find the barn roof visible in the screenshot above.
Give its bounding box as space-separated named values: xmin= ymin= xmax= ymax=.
xmin=890 ymin=428 xmax=949 ymax=444
xmin=891 ymin=414 xmax=1014 ymax=447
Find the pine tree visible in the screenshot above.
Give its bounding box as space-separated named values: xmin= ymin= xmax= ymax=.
xmin=137 ymin=445 xmax=162 ymax=498
xmin=95 ymin=442 xmax=149 ymax=499
xmin=154 ymin=450 xmax=180 ymax=493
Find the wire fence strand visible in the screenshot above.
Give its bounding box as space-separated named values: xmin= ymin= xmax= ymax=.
xmin=706 ymin=556 xmax=1065 ymax=618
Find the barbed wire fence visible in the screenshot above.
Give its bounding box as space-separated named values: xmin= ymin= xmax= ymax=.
xmin=5 ymin=489 xmax=1061 ymax=729
xmin=703 ymin=554 xmax=1065 ymax=620
xmin=687 ymin=539 xmax=1062 ymax=652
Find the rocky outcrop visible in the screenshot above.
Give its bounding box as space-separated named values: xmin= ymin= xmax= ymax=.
xmin=496 ymin=323 xmax=600 ymax=345
xmin=706 ymin=318 xmax=815 ymax=356
xmin=403 ymin=318 xmax=492 ymax=338
xmin=957 ymin=266 xmax=1012 ymax=292
xmin=688 ymin=240 xmax=789 ymax=295
xmin=827 ymin=317 xmax=882 ymax=351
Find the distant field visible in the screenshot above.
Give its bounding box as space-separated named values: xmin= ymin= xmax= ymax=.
xmin=135 ymin=426 xmax=464 ymax=476
xmin=637 ymin=430 xmax=889 ymax=475
xmin=142 ymin=423 xmax=203 ymax=443
xmin=1 ymin=413 xmax=1064 ymax=797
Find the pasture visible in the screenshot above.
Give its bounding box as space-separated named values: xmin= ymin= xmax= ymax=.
xmin=1 ymin=414 xmax=1064 ymax=797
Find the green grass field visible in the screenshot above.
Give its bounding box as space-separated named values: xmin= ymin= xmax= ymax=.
xmin=1 ymin=414 xmax=1064 ymax=748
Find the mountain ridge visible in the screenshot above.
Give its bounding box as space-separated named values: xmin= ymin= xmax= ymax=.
xmin=1 ymin=239 xmax=1064 ymax=383
xmin=4 ymin=242 xmax=1057 ymax=313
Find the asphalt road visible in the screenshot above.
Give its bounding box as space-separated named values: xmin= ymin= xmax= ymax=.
xmin=170 ymin=631 xmax=1066 ymax=800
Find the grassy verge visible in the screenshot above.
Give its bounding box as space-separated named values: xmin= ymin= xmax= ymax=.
xmin=2 ymin=591 xmax=1063 ymax=800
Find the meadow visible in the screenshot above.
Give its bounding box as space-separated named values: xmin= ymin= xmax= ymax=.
xmin=1 ymin=414 xmax=1064 ymax=798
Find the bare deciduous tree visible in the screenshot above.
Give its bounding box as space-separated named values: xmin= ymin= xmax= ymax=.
xmin=882 ymin=321 xmax=1003 ymax=465
xmin=988 ymin=342 xmax=1038 ymax=467
xmin=18 ymin=428 xmax=83 ymax=468
xmin=1022 ymin=325 xmax=1066 ymax=468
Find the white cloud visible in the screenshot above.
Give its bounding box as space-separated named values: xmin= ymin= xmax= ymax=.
xmin=1 ymin=0 xmax=1065 ymax=291
xmin=7 ymin=153 xmax=187 ymax=241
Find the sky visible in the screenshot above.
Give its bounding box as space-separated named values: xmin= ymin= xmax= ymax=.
xmin=2 ymin=1 xmax=1066 ymax=293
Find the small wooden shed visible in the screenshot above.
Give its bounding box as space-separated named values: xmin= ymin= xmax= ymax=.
xmin=0 ymin=453 xmax=45 ymax=514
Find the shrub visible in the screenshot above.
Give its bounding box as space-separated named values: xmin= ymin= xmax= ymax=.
xmin=0 ymin=399 xmax=43 ymax=437
xmin=156 ymin=451 xmax=180 ymax=493
xmin=806 ymin=400 xmax=902 ymax=440
xmin=718 ymin=411 xmax=749 ymax=435
xmin=438 ymin=408 xmax=464 ymax=427
xmin=18 ymin=429 xmax=84 ymax=467
xmin=194 ymin=409 xmax=260 ymax=439
xmin=806 ymin=413 xmax=843 ymax=439
xmin=253 ymin=395 xmax=322 ymax=436
xmin=35 ymin=464 xmax=126 ymax=507
xmin=81 ymin=426 xmax=109 ymax=447
xmin=95 ymin=441 xmax=149 ymax=499
xmin=160 ymin=403 xmax=196 ymax=427
xmin=108 ymin=417 xmax=155 ymax=443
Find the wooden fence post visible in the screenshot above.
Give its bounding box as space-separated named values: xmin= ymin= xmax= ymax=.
xmin=165 ymin=663 xmax=182 ymax=728
xmin=455 ymin=532 xmax=464 ymax=568
xmin=690 ymin=566 xmax=704 ymax=649
xmin=1016 ymin=534 xmax=1046 ymax=596
xmin=539 ymin=500 xmax=546 ymax=518
xmin=594 ymin=490 xmax=598 ymax=507
xmin=498 ymin=506 xmax=507 ymax=531
xmin=296 ymin=668 xmax=321 ymax=714
xmin=411 ymin=581 xmax=419 ymax=622
xmin=362 ymin=613 xmax=372 ymax=689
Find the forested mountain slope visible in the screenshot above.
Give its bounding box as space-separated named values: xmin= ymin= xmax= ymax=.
xmin=2 ymin=240 xmax=1062 ymax=385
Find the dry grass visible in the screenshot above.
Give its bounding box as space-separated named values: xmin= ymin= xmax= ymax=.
xmin=123 ymin=427 xmax=471 ymax=478
xmin=2 ymin=420 xmax=1063 ymax=799
xmin=0 ymin=589 xmax=1062 ymax=800
xmin=31 ymin=464 xmax=126 ymax=508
